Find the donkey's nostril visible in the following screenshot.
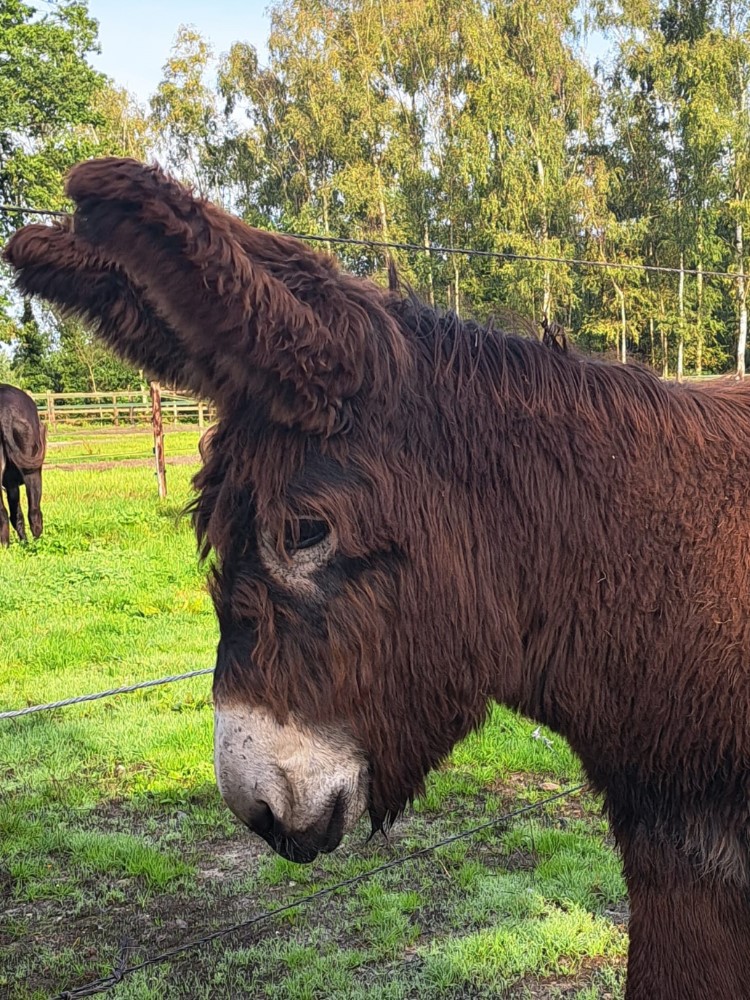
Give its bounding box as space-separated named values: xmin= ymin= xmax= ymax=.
xmin=245 ymin=799 xmax=275 ymax=837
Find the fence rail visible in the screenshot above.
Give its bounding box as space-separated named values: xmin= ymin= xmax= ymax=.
xmin=30 ymin=390 xmax=215 ymax=428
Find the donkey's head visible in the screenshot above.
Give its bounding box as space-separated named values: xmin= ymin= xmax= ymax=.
xmin=4 ymin=159 xmax=524 ymax=861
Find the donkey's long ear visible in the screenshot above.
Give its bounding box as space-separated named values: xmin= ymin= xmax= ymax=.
xmin=60 ymin=157 xmax=389 ymax=433
xmin=3 ymin=222 xmax=209 ymax=397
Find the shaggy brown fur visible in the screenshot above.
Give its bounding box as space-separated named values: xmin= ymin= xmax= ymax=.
xmin=6 ymin=157 xmax=750 ymax=998
xmin=0 ymin=383 xmax=45 ymax=544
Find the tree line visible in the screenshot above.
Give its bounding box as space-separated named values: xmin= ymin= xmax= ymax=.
xmin=3 ymin=0 xmax=750 ymax=391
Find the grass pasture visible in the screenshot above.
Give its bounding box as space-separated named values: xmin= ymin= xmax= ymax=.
xmin=0 ymin=427 xmax=628 ymax=999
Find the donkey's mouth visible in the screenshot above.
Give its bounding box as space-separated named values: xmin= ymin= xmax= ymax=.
xmin=254 ymin=787 xmax=348 ymax=864
xmin=260 ymin=828 xmax=344 ymax=865
xmin=262 ymin=834 xmax=322 ymax=865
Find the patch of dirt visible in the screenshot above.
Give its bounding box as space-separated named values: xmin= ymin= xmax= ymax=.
xmin=501 ymin=846 xmax=540 ymax=871
xmin=47 ymin=455 xmax=199 ymax=472
xmin=510 ymin=956 xmax=627 ymax=998
xmin=488 ymin=775 xmax=600 ymax=829
xmin=0 ymin=832 xmax=280 ymax=997
xmin=83 ymin=786 xmax=230 ymax=843
xmin=602 ymin=901 xmax=629 ymax=926
xmin=50 ymin=425 xmax=202 ymax=437
xmin=2 ymin=891 xmax=272 ymax=996
xmin=196 ymin=838 xmax=266 ymax=882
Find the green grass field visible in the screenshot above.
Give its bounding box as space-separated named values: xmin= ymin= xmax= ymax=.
xmin=0 ymin=428 xmax=628 ymax=999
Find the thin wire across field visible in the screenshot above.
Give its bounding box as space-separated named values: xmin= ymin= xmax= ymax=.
xmin=0 ymin=667 xmax=214 ymax=720
xmin=0 ymin=201 xmax=741 ymax=280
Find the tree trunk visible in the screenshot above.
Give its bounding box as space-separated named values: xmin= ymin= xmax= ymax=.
xmin=731 ymin=13 xmax=748 ymax=378
xmin=378 ymin=192 xmax=389 ymax=243
xmin=697 ymin=259 xmax=704 ymax=376
xmin=613 ymin=282 xmax=627 ymax=364
xmin=536 ymin=155 xmax=552 ymax=318
xmin=659 ymin=291 xmax=669 ymax=377
xmin=645 ymin=263 xmax=655 ymax=369
xmin=452 ymin=256 xmax=461 ymax=318
xmin=376 ymin=163 xmax=389 ymax=243
xmin=677 ymin=253 xmax=685 ymax=382
xmin=649 ymin=316 xmax=655 ymax=369
xmin=424 ymin=222 xmax=435 ymax=308
xmin=737 ymin=215 xmax=747 ymax=378
xmin=321 ymin=189 xmax=332 ymax=255
xmin=543 ymin=268 xmax=552 ymax=320
xmin=85 ymin=355 xmax=98 ymax=395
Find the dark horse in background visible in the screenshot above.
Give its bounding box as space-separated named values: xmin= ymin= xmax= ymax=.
xmin=0 ymin=383 xmax=45 ymax=545
xmin=8 ymin=158 xmax=750 ymax=999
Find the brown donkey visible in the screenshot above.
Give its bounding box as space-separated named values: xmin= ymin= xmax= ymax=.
xmin=6 ymin=158 xmax=750 ymax=999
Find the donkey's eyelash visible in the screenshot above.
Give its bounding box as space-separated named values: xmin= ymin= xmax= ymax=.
xmin=283 ymin=519 xmax=329 ymax=555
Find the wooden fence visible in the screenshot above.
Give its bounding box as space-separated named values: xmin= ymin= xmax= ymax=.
xmin=29 ymin=373 xmax=735 ymax=430
xmin=30 ymin=390 xmax=215 ymax=429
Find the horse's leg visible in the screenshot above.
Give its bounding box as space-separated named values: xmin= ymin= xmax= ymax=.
xmin=622 ymin=844 xmax=750 ymax=1000
xmin=23 ymin=469 xmax=43 ymax=539
xmin=0 ymin=449 xmax=9 ymax=547
xmin=6 ymin=480 xmax=26 ymax=542
xmin=0 ymin=490 xmax=8 ymax=545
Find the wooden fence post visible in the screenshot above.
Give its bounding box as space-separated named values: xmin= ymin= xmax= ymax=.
xmin=150 ymin=381 xmax=167 ymax=498
xmin=46 ymin=391 xmax=56 ymax=431
xmin=198 ymin=401 xmax=205 ymax=430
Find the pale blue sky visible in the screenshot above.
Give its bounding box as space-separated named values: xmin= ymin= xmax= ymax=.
xmin=86 ymin=0 xmax=271 ymax=103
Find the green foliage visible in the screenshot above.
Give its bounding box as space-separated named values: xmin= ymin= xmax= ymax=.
xmin=150 ymin=26 xmax=223 ymax=196
xmin=11 ymin=300 xmax=56 ymax=391
xmin=5 ymin=1 xmax=750 ymax=381
xmin=7 ymin=312 xmax=143 ymax=393
xmin=0 ymin=0 xmax=104 ymax=227
xmin=0 ymin=348 xmax=13 ymax=384
xmin=601 ymin=0 xmax=750 ymax=372
xmin=0 ymin=1 xmax=153 ymax=390
xmin=52 ymin=319 xmax=142 ymax=392
xmin=194 ymin=0 xmax=750 ymax=373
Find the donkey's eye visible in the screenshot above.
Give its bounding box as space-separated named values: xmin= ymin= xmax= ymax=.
xmin=284 ymin=519 xmax=329 ymax=554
